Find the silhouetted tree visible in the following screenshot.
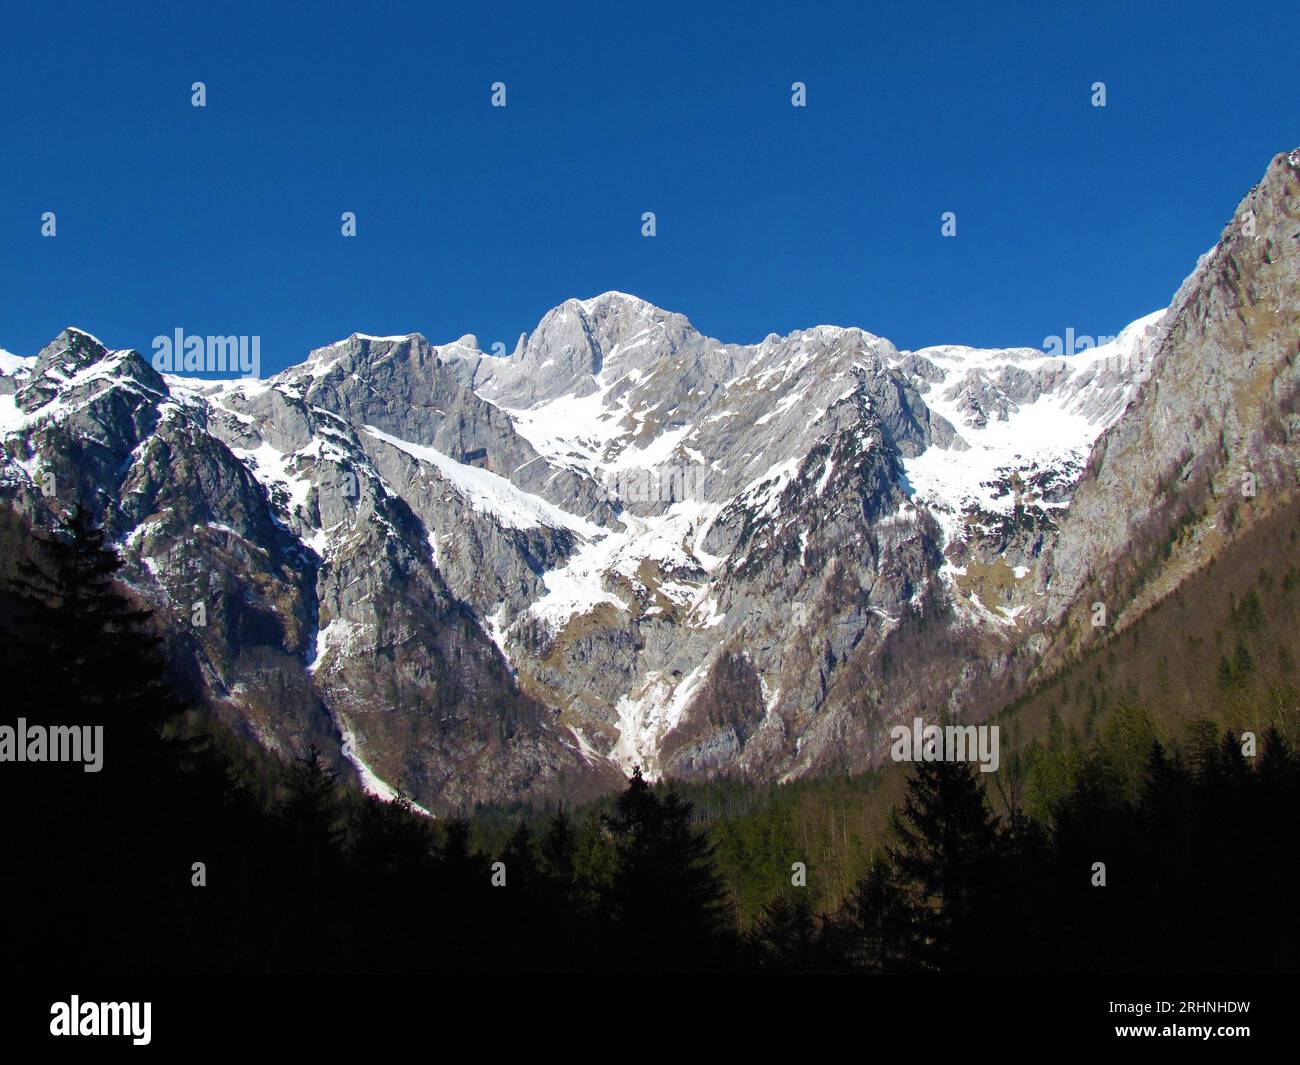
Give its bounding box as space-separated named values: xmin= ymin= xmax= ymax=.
xmin=748 ymin=890 xmax=822 ymax=972
xmin=602 ymin=767 xmax=735 ymax=971
xmin=888 ymin=757 xmax=999 ymax=971
xmin=843 ymin=852 xmax=919 ymax=972
xmin=0 ymin=507 xmax=195 ymax=972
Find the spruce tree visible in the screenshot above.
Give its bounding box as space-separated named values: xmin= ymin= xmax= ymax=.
xmin=888 ymin=757 xmax=999 ymax=971
xmin=285 ymin=743 xmax=344 ymax=867
xmin=0 ymin=506 xmax=192 ymax=973
xmin=602 ymin=767 xmax=735 ymax=970
xmin=7 ymin=506 xmax=180 ymax=739
xmin=540 ymin=805 xmax=577 ymax=889
xmin=748 ymin=890 xmax=820 ymax=972
xmin=844 ymin=852 xmax=919 ymax=972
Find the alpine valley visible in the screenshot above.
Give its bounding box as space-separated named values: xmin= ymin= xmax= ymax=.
xmin=3 ymin=149 xmax=1297 ymax=814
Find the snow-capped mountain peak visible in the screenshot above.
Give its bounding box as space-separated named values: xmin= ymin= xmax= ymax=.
xmin=3 ymin=147 xmax=1293 ymax=808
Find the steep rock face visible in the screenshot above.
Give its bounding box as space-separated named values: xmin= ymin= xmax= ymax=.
xmin=476 ymin=293 xmax=729 ymax=408
xmin=3 ymin=148 xmax=1296 ymax=803
xmin=0 ymin=314 xmax=1181 ymax=793
xmin=471 ymin=298 xmax=1172 ymax=780
xmin=0 ymin=334 xmax=619 ymax=810
xmin=283 ymin=333 xmax=619 ymax=525
xmin=1040 ymin=149 xmax=1300 ymax=652
xmin=0 ymin=331 xmax=339 ymax=761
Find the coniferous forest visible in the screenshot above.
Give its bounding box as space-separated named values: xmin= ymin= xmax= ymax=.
xmin=2 ymin=508 xmax=1297 ymax=976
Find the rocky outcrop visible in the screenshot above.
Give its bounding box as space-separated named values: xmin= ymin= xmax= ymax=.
xmin=1040 ymin=149 xmax=1300 ymax=655
xmin=3 ymin=148 xmax=1296 ymax=804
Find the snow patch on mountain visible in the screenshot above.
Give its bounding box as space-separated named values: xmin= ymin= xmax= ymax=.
xmin=361 ymin=424 xmax=603 ymax=536
xmin=231 ymin=441 xmax=316 ymax=518
xmin=0 ymin=349 xmax=34 ymax=376
xmin=336 ymin=713 xmax=433 ymax=816
xmin=612 ymin=658 xmax=711 ymax=776
xmin=900 ymin=309 xmax=1166 ymax=548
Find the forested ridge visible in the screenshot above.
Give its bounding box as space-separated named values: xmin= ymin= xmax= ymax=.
xmin=1 ymin=506 xmax=1297 ymax=974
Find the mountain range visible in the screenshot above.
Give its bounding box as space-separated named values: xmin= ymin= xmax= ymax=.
xmin=3 ymin=148 xmax=1296 ymax=813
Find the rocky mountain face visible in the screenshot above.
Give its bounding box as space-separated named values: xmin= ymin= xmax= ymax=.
xmin=3 ymin=148 xmax=1296 ymax=811
xmin=1039 ymin=149 xmax=1300 ymax=657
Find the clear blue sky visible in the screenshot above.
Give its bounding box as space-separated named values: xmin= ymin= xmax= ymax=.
xmin=1 ymin=0 xmax=1296 ymax=374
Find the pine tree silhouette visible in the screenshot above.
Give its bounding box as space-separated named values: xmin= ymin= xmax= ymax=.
xmin=844 ymin=852 xmax=919 ymax=972
xmin=0 ymin=506 xmax=194 ymax=973
xmin=601 ymin=766 xmax=735 ymax=971
xmin=501 ymin=820 xmax=539 ymax=895
xmin=541 ymin=804 xmax=577 ymax=888
xmin=285 ymin=744 xmax=344 ymax=864
xmin=888 ymin=757 xmax=999 ymax=972
xmin=748 ymin=890 xmax=821 ymax=972
xmin=6 ymin=505 xmax=182 ymax=748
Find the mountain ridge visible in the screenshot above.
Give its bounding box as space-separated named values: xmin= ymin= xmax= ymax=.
xmin=3 ymin=148 xmax=1296 ymax=811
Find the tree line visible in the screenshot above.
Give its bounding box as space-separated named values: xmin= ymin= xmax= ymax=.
xmin=1 ymin=508 xmax=1295 ymax=974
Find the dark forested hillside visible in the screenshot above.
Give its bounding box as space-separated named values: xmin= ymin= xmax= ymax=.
xmin=634 ymin=493 xmax=1300 ymax=928
xmin=3 ymin=505 xmax=1295 ymax=974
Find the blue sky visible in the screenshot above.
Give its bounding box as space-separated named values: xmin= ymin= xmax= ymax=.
xmin=1 ymin=0 xmax=1296 ymax=375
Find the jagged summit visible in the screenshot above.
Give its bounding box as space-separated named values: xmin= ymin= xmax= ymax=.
xmin=574 ymin=289 xmax=661 ymax=312
xmin=29 ymin=293 xmax=1159 ymax=400
xmin=2 ymin=148 xmax=1295 ymax=809
xmin=0 ymin=296 xmax=1172 ymax=791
